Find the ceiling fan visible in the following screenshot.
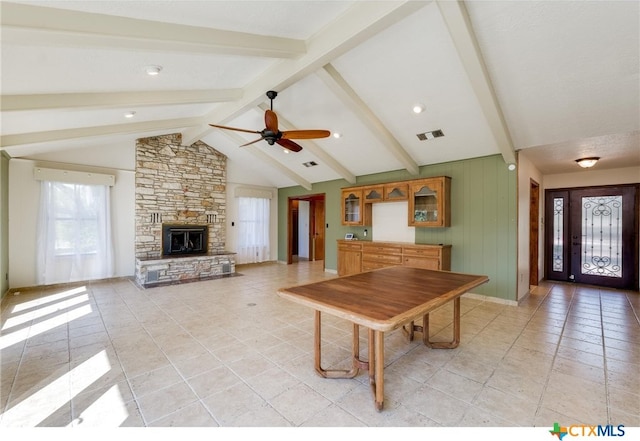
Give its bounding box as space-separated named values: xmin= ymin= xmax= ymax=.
xmin=209 ymin=90 xmax=331 ymax=152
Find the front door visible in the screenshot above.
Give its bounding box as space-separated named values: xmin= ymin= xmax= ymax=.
xmin=545 ymin=185 xmax=638 ymax=290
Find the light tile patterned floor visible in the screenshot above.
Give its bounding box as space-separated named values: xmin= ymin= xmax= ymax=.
xmin=1 ymin=261 xmax=638 ymax=427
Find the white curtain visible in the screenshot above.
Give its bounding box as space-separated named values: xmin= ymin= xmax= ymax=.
xmin=237 ymin=197 xmax=270 ymax=264
xmin=36 ymin=181 xmax=114 ymax=285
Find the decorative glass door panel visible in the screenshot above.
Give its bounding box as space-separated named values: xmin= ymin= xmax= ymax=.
xmin=580 ymin=195 xmax=622 ymax=278
xmin=552 ymin=197 xmax=565 ymax=273
xmin=545 ymin=185 xmax=636 ymax=290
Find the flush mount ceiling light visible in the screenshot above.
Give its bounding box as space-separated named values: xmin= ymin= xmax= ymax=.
xmin=575 ymin=157 xmax=600 ymax=168
xmin=145 ymin=65 xmax=162 ymax=76
xmin=333 ymin=132 xmax=342 ymax=138
xmin=412 ymin=103 xmax=425 ymax=114
xmin=124 ymin=111 xmax=136 ymax=118
xmin=417 ymin=129 xmax=444 ymax=141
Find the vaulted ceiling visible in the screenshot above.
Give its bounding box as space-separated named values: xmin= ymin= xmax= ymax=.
xmin=2 ymin=1 xmax=638 ymax=189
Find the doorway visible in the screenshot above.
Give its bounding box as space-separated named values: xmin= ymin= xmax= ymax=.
xmin=544 ymin=184 xmax=639 ymax=290
xmin=529 ymin=179 xmax=540 ymax=286
xmin=287 ymin=194 xmax=326 ymax=266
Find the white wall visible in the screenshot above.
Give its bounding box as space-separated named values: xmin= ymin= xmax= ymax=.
xmin=8 ymin=159 xmax=135 ymax=288
xmin=8 ymin=161 xmax=279 ymax=289
xmin=516 ymin=153 xmax=543 ymax=301
xmin=543 ymin=166 xmax=640 ymax=189
xmin=298 ymin=200 xmax=309 ymax=259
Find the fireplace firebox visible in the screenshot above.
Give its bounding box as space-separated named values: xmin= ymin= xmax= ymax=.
xmin=162 ymin=224 xmax=208 ymax=256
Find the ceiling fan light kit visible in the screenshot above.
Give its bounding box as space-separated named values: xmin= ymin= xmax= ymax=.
xmin=209 ymin=90 xmax=330 ymax=153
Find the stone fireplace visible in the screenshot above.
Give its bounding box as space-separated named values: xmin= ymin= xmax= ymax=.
xmin=134 ymin=133 xmax=235 ymax=287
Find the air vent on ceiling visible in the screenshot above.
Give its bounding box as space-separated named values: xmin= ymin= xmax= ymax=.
xmin=303 ymin=161 xmax=318 ymax=167
xmin=417 ymin=129 xmax=444 ymax=141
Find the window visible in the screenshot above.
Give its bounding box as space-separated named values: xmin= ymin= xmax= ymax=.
xmin=37 ymin=181 xmax=113 ymax=285
xmin=237 ymin=197 xmax=270 ymax=264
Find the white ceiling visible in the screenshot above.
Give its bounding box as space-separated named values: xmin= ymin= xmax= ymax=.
xmin=1 ymin=0 xmax=638 ymax=189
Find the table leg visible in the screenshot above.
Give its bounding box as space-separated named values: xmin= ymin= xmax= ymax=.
xmin=314 ymin=310 xmax=361 ymax=378
xmin=423 ymin=297 xmax=461 ymax=349
xmin=374 ymin=330 xmax=384 ymax=411
xmin=368 ymin=328 xmax=375 ymax=384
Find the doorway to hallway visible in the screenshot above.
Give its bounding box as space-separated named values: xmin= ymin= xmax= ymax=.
xmin=287 ymin=193 xmax=326 ymax=267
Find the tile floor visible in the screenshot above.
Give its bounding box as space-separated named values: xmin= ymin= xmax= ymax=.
xmin=1 ymin=260 xmax=638 ymax=427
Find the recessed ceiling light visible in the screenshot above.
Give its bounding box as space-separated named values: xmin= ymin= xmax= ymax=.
xmin=124 ymin=111 xmax=136 ymax=118
xmin=413 ymin=103 xmax=425 ymax=114
xmin=333 ymin=132 xmax=342 ymax=138
xmin=282 ymin=149 xmax=290 ymax=154
xmin=145 ymin=65 xmax=162 ymax=76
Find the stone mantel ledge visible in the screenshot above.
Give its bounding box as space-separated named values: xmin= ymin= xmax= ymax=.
xmin=136 ymin=251 xmax=236 ymax=263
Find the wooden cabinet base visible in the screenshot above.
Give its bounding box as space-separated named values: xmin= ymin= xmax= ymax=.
xmin=337 ymin=240 xmax=451 ymax=276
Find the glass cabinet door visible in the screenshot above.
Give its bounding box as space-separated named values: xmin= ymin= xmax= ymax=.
xmin=408 ymin=177 xmax=450 ymax=227
xmin=413 ymin=184 xmax=439 ymax=223
xmin=342 ymin=190 xmax=362 ymax=224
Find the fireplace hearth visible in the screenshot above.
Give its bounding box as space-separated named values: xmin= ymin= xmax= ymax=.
xmin=162 ymin=224 xmax=208 ymax=256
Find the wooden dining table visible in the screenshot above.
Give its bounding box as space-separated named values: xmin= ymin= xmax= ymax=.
xmin=277 ymin=265 xmax=489 ymax=411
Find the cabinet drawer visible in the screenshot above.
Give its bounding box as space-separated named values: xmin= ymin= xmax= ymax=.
xmin=362 ymin=253 xmax=403 ymax=264
xmin=403 ymin=256 xmax=441 ymax=270
xmin=362 ymin=261 xmax=397 ymax=271
xmin=338 ymin=242 xmax=363 ymax=251
xmin=402 ymin=246 xmax=441 ymax=257
xmin=362 ymin=244 xmax=402 ymax=255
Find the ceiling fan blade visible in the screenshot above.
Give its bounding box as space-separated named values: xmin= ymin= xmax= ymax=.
xmin=209 ymin=123 xmax=260 ymax=135
xmin=281 ymin=129 xmax=331 ymax=140
xmin=239 ymin=137 xmax=264 ymax=147
xmin=265 ymin=109 xmax=279 ymax=133
xmin=276 ymin=138 xmax=303 ymax=152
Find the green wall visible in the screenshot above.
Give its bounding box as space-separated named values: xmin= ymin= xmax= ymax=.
xmin=278 ymin=154 xmax=518 ymax=301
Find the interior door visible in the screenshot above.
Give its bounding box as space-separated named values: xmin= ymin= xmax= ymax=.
xmin=545 ymin=185 xmax=638 ymax=290
xmin=311 ymin=199 xmax=325 ymax=261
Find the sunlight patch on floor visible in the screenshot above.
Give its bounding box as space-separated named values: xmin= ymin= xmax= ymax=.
xmin=69 ymin=384 xmax=128 ymax=427
xmin=2 ymin=350 xmax=114 ymax=426
xmin=0 ymin=303 xmax=92 ymax=350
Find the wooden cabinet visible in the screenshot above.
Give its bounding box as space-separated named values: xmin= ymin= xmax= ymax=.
xmin=362 ymin=185 xmax=384 ymax=203
xmin=337 ymin=240 xmax=362 ymax=276
xmin=337 ymin=240 xmax=451 ymax=276
xmin=408 ymin=177 xmax=451 ymax=227
xmin=341 ymin=189 xmax=365 ymax=225
xmin=383 ymin=182 xmax=408 ymax=201
xmin=362 ymin=242 xmax=402 ymax=271
xmin=402 ymin=244 xmax=451 ymax=271
xmin=341 ymin=177 xmax=449 ymax=227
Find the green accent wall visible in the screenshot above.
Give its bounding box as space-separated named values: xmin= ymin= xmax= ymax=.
xmin=278 ymin=154 xmax=518 ymax=301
